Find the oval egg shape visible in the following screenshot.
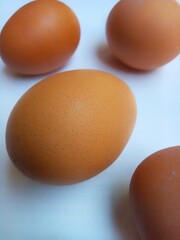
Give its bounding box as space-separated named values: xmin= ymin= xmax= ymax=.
xmin=130 ymin=146 xmax=180 ymax=240
xmin=6 ymin=69 xmax=136 ymax=185
xmin=106 ymin=0 xmax=180 ymax=70
xmin=0 ymin=0 xmax=80 ymax=75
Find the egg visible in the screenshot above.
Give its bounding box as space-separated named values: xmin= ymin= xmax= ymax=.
xmin=0 ymin=0 xmax=80 ymax=75
xmin=106 ymin=0 xmax=180 ymax=70
xmin=129 ymin=146 xmax=180 ymax=240
xmin=6 ymin=69 xmax=136 ymax=185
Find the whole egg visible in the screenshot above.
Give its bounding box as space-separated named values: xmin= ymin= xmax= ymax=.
xmin=6 ymin=70 xmax=137 ymax=185
xmin=106 ymin=0 xmax=180 ymax=70
xmin=0 ymin=0 xmax=80 ymax=75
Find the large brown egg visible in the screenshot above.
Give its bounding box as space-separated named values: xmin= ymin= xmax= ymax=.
xmin=6 ymin=70 xmax=136 ymax=185
xmin=129 ymin=146 xmax=180 ymax=240
xmin=106 ymin=0 xmax=180 ymax=70
xmin=0 ymin=0 xmax=80 ymax=75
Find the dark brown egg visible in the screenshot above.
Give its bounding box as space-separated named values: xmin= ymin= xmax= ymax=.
xmin=130 ymin=146 xmax=180 ymax=240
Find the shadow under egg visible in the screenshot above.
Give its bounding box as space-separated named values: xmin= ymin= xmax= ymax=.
xmin=96 ymin=43 xmax=154 ymax=75
xmin=111 ymin=184 xmax=140 ymax=240
xmin=7 ymin=158 xmax=42 ymax=193
xmin=2 ymin=62 xmax=68 ymax=82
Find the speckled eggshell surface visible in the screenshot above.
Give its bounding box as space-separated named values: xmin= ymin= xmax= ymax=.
xmin=6 ymin=70 xmax=137 ymax=185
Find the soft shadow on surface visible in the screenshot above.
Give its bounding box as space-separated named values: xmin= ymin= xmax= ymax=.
xmin=3 ymin=65 xmax=66 ymax=81
xmin=3 ymin=67 xmax=43 ymax=81
xmin=7 ymin=157 xmax=76 ymax=198
xmin=8 ymin=159 xmax=45 ymax=193
xmin=7 ymin=158 xmax=70 ymax=202
xmin=96 ymin=44 xmax=153 ymax=75
xmin=111 ymin=185 xmax=140 ymax=240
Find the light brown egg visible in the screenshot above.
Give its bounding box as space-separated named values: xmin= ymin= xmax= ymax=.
xmin=129 ymin=146 xmax=180 ymax=240
xmin=6 ymin=70 xmax=136 ymax=185
xmin=0 ymin=0 xmax=80 ymax=75
xmin=106 ymin=0 xmax=180 ymax=70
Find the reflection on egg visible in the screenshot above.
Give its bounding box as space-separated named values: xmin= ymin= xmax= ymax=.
xmin=106 ymin=0 xmax=180 ymax=70
xmin=6 ymin=69 xmax=136 ymax=185
xmin=0 ymin=0 xmax=80 ymax=75
xmin=130 ymin=146 xmax=180 ymax=240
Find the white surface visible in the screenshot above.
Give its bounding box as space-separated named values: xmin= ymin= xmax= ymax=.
xmin=0 ymin=1 xmax=180 ymax=240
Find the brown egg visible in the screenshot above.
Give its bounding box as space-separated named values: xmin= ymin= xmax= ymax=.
xmin=129 ymin=146 xmax=180 ymax=240
xmin=6 ymin=69 xmax=136 ymax=185
xmin=0 ymin=0 xmax=80 ymax=75
xmin=106 ymin=0 xmax=180 ymax=70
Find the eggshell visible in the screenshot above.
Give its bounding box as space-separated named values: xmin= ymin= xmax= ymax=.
xmin=106 ymin=0 xmax=180 ymax=70
xmin=129 ymin=146 xmax=180 ymax=240
xmin=0 ymin=0 xmax=80 ymax=75
xmin=6 ymin=69 xmax=136 ymax=185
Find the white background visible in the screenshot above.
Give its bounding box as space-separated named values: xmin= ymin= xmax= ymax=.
xmin=0 ymin=1 xmax=180 ymax=240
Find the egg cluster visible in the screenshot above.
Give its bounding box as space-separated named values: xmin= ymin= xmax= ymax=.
xmin=0 ymin=0 xmax=180 ymax=240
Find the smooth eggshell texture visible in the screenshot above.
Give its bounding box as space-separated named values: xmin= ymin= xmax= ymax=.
xmin=129 ymin=146 xmax=180 ymax=240
xmin=0 ymin=0 xmax=80 ymax=75
xmin=6 ymin=70 xmax=136 ymax=185
xmin=106 ymin=0 xmax=180 ymax=70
